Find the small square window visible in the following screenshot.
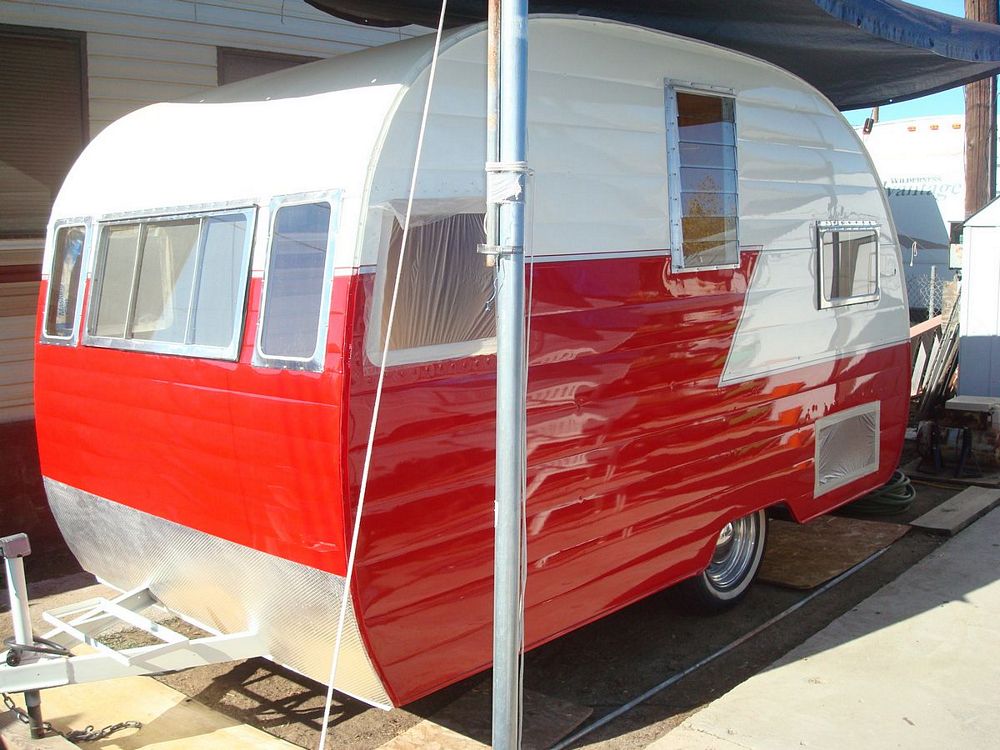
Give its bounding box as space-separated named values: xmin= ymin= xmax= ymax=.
xmin=817 ymin=223 xmax=879 ymax=308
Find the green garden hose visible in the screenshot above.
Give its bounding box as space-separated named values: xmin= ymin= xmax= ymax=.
xmin=847 ymin=470 xmax=916 ymax=516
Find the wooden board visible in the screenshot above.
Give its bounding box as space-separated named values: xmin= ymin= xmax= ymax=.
xmin=759 ymin=516 xmax=909 ymax=590
xmin=910 ymin=486 xmax=1000 ymax=535
xmin=902 ymin=457 xmax=1000 ymax=489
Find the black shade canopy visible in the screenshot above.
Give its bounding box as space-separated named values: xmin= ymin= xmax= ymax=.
xmin=306 ymin=0 xmax=1000 ymax=109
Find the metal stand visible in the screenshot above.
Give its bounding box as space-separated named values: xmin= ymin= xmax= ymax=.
xmin=1 ymin=534 xmax=44 ymax=739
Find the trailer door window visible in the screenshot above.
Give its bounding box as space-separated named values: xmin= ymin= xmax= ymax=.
xmin=817 ymin=223 xmax=879 ymax=308
xmin=86 ymin=208 xmax=254 ymax=360
xmin=254 ymin=200 xmax=334 ymax=370
xmin=665 ymin=84 xmax=740 ymax=270
xmin=41 ymin=224 xmax=87 ymax=341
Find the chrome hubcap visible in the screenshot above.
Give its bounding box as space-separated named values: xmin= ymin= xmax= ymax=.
xmin=706 ymin=514 xmax=760 ymax=591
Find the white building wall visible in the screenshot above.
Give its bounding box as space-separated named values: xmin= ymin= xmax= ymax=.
xmin=1 ymin=0 xmax=423 ymax=137
xmin=0 ymin=0 xmax=423 ymax=422
xmin=958 ymin=217 xmax=1000 ymax=397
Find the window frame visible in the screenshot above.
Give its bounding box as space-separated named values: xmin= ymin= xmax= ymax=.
xmin=82 ymin=204 xmax=257 ymax=361
xmin=251 ymin=190 xmax=341 ymax=373
xmin=365 ymin=201 xmax=497 ymax=368
xmin=664 ymin=79 xmax=741 ymax=273
xmin=816 ymin=220 xmax=881 ymax=309
xmin=39 ymin=216 xmax=93 ymax=347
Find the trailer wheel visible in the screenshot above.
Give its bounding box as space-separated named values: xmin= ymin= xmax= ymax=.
xmin=682 ymin=509 xmax=768 ymax=612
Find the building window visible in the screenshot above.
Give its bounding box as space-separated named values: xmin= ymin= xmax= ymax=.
xmin=0 ymin=27 xmax=87 ymax=238
xmin=254 ymin=199 xmax=336 ymax=371
xmin=665 ymin=83 xmax=739 ymax=270
xmin=217 ymin=47 xmax=320 ymax=86
xmin=375 ymin=213 xmax=493 ymax=363
xmin=817 ymin=222 xmax=880 ymax=308
xmin=86 ymin=208 xmax=255 ymax=359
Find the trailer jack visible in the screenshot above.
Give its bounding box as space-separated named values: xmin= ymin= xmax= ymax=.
xmin=1 ymin=533 xmax=267 ymax=742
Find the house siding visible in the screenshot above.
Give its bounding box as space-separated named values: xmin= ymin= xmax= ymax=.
xmin=0 ymin=0 xmax=421 ymax=541
xmin=0 ymin=0 xmax=423 ymax=423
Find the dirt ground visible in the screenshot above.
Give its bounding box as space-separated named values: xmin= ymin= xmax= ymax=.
xmin=1 ymin=475 xmax=960 ymax=749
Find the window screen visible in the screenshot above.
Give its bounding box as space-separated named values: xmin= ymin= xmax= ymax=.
xmin=88 ymin=209 xmax=253 ymax=358
xmin=258 ymin=202 xmax=332 ymax=361
xmin=43 ymin=224 xmax=86 ymax=339
xmin=0 ymin=29 xmax=86 ymax=238
xmin=666 ymin=87 xmax=740 ymax=269
xmin=818 ymin=225 xmax=879 ymax=307
xmin=380 ymin=213 xmax=493 ymax=355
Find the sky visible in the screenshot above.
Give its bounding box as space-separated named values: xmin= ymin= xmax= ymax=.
xmin=843 ymin=0 xmax=975 ymax=126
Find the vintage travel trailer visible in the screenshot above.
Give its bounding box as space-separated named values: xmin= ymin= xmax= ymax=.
xmin=31 ymin=17 xmax=909 ymax=707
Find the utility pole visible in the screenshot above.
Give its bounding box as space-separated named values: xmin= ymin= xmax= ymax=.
xmin=487 ymin=0 xmax=529 ymax=747
xmin=965 ymin=0 xmax=998 ymax=217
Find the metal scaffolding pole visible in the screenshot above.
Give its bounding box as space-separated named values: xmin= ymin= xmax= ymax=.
xmin=488 ymin=0 xmax=529 ymax=746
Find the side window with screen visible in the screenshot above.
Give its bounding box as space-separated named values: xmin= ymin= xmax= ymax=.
xmin=254 ymin=200 xmax=334 ymax=370
xmin=86 ymin=208 xmax=255 ymax=359
xmin=665 ymin=83 xmax=740 ymax=270
xmin=817 ymin=223 xmax=879 ymax=308
xmin=378 ymin=212 xmax=493 ymax=360
xmin=42 ymin=224 xmax=87 ymax=342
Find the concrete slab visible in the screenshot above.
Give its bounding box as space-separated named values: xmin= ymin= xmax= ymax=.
xmin=910 ymin=485 xmax=1000 ymax=535
xmin=15 ymin=675 xmax=301 ymax=750
xmin=648 ymin=507 xmax=1000 ymax=750
xmin=0 ymin=712 xmax=76 ymax=750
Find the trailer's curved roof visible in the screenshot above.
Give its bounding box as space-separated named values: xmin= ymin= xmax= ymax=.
xmin=306 ymin=0 xmax=1000 ymax=110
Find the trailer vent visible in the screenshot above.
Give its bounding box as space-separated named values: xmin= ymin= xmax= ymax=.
xmin=814 ymin=402 xmax=880 ymax=497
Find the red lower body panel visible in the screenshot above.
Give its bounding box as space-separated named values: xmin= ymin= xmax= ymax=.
xmin=344 ymin=252 xmax=908 ymax=704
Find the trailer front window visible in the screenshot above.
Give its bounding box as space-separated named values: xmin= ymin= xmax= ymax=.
xmin=86 ymin=207 xmax=255 ymax=360
xmin=665 ymin=84 xmax=740 ymax=271
xmin=817 ymin=223 xmax=880 ymax=308
xmin=42 ymin=224 xmax=87 ymax=341
xmin=257 ymin=201 xmax=332 ymax=366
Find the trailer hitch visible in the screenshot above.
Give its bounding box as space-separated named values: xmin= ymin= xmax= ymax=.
xmin=1 ymin=533 xmax=45 ymax=739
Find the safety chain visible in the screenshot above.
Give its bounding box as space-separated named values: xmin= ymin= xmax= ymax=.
xmin=3 ymin=690 xmax=143 ymax=743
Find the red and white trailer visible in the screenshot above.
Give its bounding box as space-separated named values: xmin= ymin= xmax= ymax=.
xmin=27 ymin=17 xmax=908 ymax=708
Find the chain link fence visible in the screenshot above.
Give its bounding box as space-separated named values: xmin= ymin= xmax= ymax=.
xmin=906 ymin=266 xmax=953 ymax=317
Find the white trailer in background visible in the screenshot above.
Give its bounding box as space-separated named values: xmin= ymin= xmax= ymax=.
xmin=858 ymin=115 xmax=966 ymax=315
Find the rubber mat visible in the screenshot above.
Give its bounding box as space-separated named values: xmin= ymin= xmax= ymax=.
xmin=759 ymin=515 xmax=908 ymax=590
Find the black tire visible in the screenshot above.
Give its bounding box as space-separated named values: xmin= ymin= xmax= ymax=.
xmin=679 ymin=509 xmax=768 ymax=613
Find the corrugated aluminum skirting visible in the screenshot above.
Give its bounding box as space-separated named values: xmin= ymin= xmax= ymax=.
xmin=44 ymin=477 xmax=392 ymax=708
